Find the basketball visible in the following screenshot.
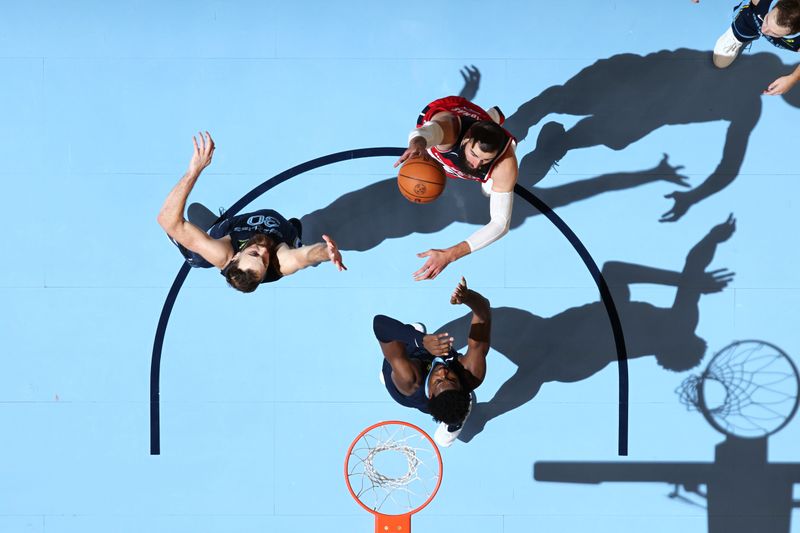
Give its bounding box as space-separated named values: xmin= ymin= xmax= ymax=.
xmin=398 ymin=158 xmax=446 ymax=204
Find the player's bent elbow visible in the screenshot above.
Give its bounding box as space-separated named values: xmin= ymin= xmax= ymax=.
xmin=156 ymin=212 xmax=179 ymax=235
xmin=499 ymin=219 xmax=511 ymax=236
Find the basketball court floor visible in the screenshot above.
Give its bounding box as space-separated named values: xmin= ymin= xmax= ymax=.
xmin=2 ymin=2 xmax=800 ymax=532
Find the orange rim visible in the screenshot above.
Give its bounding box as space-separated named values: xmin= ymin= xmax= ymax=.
xmin=344 ymin=420 xmax=443 ymax=517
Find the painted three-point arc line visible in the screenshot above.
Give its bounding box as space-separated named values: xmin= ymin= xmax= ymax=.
xmin=149 ymin=147 xmax=629 ymax=456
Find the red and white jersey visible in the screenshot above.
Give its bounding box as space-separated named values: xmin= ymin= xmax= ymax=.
xmin=415 ymin=96 xmax=515 ymax=183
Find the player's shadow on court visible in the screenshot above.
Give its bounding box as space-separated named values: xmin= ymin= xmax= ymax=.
xmin=301 ymin=50 xmax=798 ymax=249
xmin=503 ymin=48 xmax=800 ymax=222
xmin=437 ymin=216 xmax=736 ymax=442
xmin=301 ymin=151 xmax=686 ymax=251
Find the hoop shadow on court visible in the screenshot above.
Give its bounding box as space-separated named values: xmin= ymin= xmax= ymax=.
xmin=535 ymin=340 xmax=800 ymax=533
xmin=436 ymin=216 xmax=736 ymax=442
xmin=300 ymin=49 xmax=800 ymax=250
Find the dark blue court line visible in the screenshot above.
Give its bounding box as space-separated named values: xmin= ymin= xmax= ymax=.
xmin=150 ymin=147 xmax=629 ymax=455
xmin=513 ymin=186 xmax=629 ymax=456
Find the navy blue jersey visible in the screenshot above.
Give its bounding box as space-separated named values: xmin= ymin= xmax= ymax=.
xmin=176 ymin=209 xmax=300 ymax=283
xmin=210 ymin=210 xmax=300 ymax=253
xmin=733 ymin=1 xmax=800 ymax=51
xmin=373 ymin=313 xmax=473 ymax=413
xmin=382 ymin=348 xmax=467 ymax=414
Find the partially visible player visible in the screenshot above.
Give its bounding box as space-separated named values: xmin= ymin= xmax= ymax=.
xmin=373 ymin=277 xmax=490 ymax=447
xmin=698 ymin=0 xmax=800 ymax=95
xmin=157 ymin=132 xmax=346 ymax=293
xmin=394 ymin=96 xmax=519 ymax=280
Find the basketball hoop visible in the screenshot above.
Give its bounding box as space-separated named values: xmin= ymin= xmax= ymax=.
xmin=344 ymin=421 xmax=443 ymax=532
xmin=677 ymin=340 xmax=800 ymax=438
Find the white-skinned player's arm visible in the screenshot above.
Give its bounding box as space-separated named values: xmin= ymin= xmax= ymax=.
xmin=463 ymin=152 xmax=517 ymax=253
xmin=410 ymin=112 xmax=459 ymax=149
xmin=397 ymin=112 xmax=460 ymax=168
xmin=157 ymin=170 xmax=232 ymax=269
xmin=274 ymin=242 xmax=333 ymax=276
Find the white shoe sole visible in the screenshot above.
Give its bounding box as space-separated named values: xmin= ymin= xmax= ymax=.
xmin=713 ymin=27 xmax=743 ymax=69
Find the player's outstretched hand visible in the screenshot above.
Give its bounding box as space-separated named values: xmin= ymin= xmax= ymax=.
xmin=651 ymin=153 xmax=690 ymax=188
xmin=450 ymin=277 xmax=468 ymax=305
xmin=414 ymin=249 xmax=452 ymax=281
xmin=764 ymin=75 xmax=797 ymax=96
xmin=660 ymin=190 xmax=695 ymax=222
xmin=450 ymin=276 xmax=490 ymax=317
xmin=423 ymin=332 xmax=454 ymax=356
xmin=322 ymin=234 xmax=347 ymax=271
xmin=458 ymin=65 xmax=481 ymax=101
xmin=394 ymin=139 xmax=429 ymax=168
xmin=188 ymin=131 xmax=215 ymax=175
xmin=698 ymin=268 xmax=736 ymax=294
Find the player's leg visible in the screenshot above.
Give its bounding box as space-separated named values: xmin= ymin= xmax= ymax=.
xmin=714 ymin=4 xmax=760 ymax=68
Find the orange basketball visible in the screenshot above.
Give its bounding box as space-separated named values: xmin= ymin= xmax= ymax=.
xmin=397 ymin=158 xmax=447 ymax=204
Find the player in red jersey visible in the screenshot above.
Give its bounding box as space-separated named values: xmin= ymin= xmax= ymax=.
xmin=394 ymin=96 xmax=519 ymax=281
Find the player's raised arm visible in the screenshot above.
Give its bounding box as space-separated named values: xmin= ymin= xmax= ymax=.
xmin=450 ymin=277 xmax=490 ymax=388
xmin=463 ymin=149 xmax=517 ymax=247
xmin=274 ymin=234 xmax=347 ymax=276
xmin=157 ymin=132 xmax=231 ymax=268
xmin=413 ymin=150 xmax=517 ymax=282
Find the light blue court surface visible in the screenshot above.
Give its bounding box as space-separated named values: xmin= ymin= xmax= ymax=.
xmin=2 ymin=1 xmax=800 ymax=532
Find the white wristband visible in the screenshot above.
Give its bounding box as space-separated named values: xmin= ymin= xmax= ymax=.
xmin=408 ymin=121 xmax=445 ymax=147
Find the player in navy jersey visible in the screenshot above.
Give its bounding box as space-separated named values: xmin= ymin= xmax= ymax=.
xmin=696 ymin=0 xmax=800 ymax=94
xmin=373 ymin=277 xmax=491 ymax=447
xmin=394 ymin=96 xmax=519 ymax=281
xmin=157 ymin=132 xmax=346 ymax=293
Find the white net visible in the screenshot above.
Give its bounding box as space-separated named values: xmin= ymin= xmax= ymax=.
xmin=677 ymin=340 xmax=799 ymax=438
xmin=346 ymin=422 xmax=441 ymax=515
